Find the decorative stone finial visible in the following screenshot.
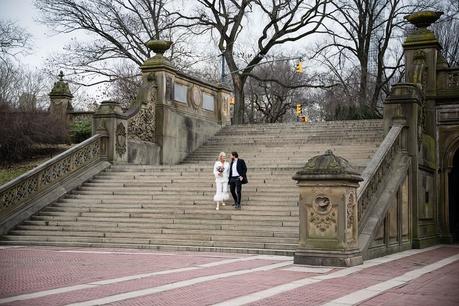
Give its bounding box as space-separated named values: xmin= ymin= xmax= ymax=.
xmin=49 ymin=71 xmax=73 ymax=98
xmin=141 ymin=39 xmax=173 ymax=69
xmin=404 ymin=11 xmax=443 ymax=29
xmin=293 ymin=149 xmax=362 ymax=182
xmin=403 ymin=11 xmax=443 ymax=47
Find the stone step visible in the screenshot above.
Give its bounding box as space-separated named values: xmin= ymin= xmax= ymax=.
xmin=36 ymin=211 xmax=299 ymax=222
xmin=43 ymin=206 xmax=298 ymax=217
xmin=8 ymin=230 xmax=298 ymax=245
xmin=1 ymin=235 xmax=297 ymax=251
xmin=66 ymin=194 xmax=298 ymax=203
xmin=16 ymin=224 xmax=298 ymax=238
xmin=56 ymin=199 xmax=299 ymax=206
xmin=52 ymin=202 xmax=298 ymax=211
xmin=75 ymin=186 xmax=298 ymax=193
xmin=4 ymin=119 xmax=384 ymax=256
xmin=22 ymin=220 xmax=297 ymax=234
xmin=0 ymin=240 xmax=295 ymax=256
xmin=81 ymin=180 xmax=295 ymax=187
xmin=30 ymin=215 xmax=298 ymax=227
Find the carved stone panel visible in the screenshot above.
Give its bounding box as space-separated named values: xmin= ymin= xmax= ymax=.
xmin=307 ymin=195 xmax=337 ymax=238
xmin=402 ymin=175 xmax=410 ymax=239
xmin=447 ymin=71 xmax=459 ymax=88
xmin=129 ymin=103 xmax=155 ymax=142
xmin=115 ymin=122 xmax=127 ymax=157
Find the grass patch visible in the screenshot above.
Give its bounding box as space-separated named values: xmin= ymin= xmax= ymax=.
xmin=0 ymin=145 xmax=70 ymax=186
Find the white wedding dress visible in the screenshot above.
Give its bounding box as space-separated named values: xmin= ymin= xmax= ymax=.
xmin=213 ymin=161 xmax=230 ymax=202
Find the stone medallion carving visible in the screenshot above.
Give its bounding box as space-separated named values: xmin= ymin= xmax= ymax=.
xmin=189 ymin=85 xmax=202 ymax=110
xmin=346 ymin=192 xmax=356 ymax=229
xmin=313 ymin=196 xmax=332 ymax=214
xmin=115 ymin=122 xmax=127 ymax=156
xmin=309 ymin=195 xmax=336 ymax=232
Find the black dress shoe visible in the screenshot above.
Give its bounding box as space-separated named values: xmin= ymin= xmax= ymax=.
xmin=236 ymin=205 xmax=241 ymax=209
xmin=232 ymin=203 xmax=236 ymax=207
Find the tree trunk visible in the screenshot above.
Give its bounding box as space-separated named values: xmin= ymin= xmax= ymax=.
xmin=232 ymin=75 xmax=245 ymax=124
xmin=359 ymin=58 xmax=369 ymax=107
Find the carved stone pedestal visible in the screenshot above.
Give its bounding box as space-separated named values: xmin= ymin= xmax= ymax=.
xmin=293 ymin=150 xmax=363 ymax=267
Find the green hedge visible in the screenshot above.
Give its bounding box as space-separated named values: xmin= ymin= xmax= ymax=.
xmin=70 ymin=120 xmax=92 ymax=143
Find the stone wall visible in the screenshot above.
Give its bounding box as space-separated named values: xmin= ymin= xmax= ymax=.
xmin=138 ymin=40 xmax=232 ymax=165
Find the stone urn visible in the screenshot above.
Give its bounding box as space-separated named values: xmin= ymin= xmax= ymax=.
xmin=404 ymin=11 xmax=443 ymax=46
xmin=142 ymin=39 xmax=173 ymax=68
xmin=404 ymin=11 xmax=443 ymax=29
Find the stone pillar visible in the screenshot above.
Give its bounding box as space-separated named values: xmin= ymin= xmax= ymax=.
xmin=49 ymin=71 xmax=73 ymax=121
xmin=396 ymin=11 xmax=444 ymax=248
xmin=92 ymin=101 xmax=128 ymax=163
xmin=293 ymin=150 xmax=363 ymax=267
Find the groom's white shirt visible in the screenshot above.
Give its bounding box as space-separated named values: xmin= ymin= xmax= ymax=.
xmin=231 ymin=158 xmax=240 ymax=177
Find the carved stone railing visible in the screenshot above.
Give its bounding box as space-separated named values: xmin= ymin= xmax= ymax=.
xmin=357 ymin=125 xmax=404 ymax=227
xmin=0 ymin=134 xmax=105 ymax=220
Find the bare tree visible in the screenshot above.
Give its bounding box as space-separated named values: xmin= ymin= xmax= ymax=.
xmin=176 ymin=0 xmax=330 ymax=124
xmin=0 ymin=60 xmax=48 ymax=110
xmin=433 ymin=19 xmax=459 ymax=66
xmin=246 ymin=61 xmax=298 ymax=123
xmin=245 ymin=57 xmax=329 ymax=123
xmin=35 ymin=0 xmax=194 ymax=86
xmin=311 ymin=0 xmax=435 ymax=116
xmin=0 ymin=19 xmax=31 ymax=63
xmin=433 ymin=0 xmax=459 ymax=66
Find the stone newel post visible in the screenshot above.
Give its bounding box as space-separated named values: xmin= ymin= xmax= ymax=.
xmin=293 ymin=150 xmax=363 ymax=266
xmin=49 ymin=71 xmax=73 ymax=121
xmin=92 ymin=101 xmax=128 ymax=163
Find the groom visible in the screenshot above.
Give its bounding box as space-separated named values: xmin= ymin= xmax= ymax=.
xmin=228 ymin=151 xmax=247 ymax=209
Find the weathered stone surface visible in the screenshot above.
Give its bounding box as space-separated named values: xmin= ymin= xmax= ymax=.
xmin=293 ymin=150 xmax=363 ymax=266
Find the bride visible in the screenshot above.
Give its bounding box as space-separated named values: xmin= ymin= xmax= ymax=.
xmin=213 ymin=152 xmax=230 ymax=210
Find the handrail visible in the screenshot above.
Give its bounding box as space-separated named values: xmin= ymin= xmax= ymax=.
xmin=0 ymin=134 xmax=104 ymax=217
xmin=357 ymin=125 xmax=403 ymax=225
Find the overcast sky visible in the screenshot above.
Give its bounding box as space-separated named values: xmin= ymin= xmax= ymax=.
xmin=0 ymin=0 xmax=73 ymax=71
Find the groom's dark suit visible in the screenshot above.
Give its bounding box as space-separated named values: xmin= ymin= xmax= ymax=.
xmin=229 ymin=158 xmax=247 ymax=209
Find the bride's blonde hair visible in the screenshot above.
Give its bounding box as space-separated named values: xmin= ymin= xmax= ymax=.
xmin=217 ymin=152 xmax=226 ymax=160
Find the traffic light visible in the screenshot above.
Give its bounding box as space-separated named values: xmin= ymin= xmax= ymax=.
xmin=295 ymin=104 xmax=302 ymax=116
xmin=295 ymin=61 xmax=303 ymax=73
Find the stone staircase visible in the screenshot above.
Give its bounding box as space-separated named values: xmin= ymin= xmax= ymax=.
xmin=1 ymin=120 xmax=384 ymax=255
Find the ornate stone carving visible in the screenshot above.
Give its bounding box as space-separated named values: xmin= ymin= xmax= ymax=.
xmin=115 ymin=122 xmax=127 ymax=156
xmin=128 ymin=81 xmax=157 ymax=142
xmin=165 ymin=76 xmax=174 ymax=101
xmin=447 ymin=71 xmax=459 ymax=88
xmin=129 ymin=103 xmax=155 ymax=142
xmin=1 ymin=138 xmax=101 ymax=214
xmin=346 ymin=192 xmax=356 ymax=229
xmin=309 ymin=210 xmax=336 ymax=232
xmin=313 ymin=196 xmax=332 ymax=214
xmin=309 ymin=196 xmax=336 ymax=232
xmin=189 ymin=85 xmax=202 ymax=110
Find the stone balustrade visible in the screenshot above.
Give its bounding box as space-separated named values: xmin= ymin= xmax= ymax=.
xmin=0 ymin=134 xmax=110 ymax=234
xmin=357 ymin=125 xmax=403 ymax=226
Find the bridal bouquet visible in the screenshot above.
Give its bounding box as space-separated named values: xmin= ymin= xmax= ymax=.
xmin=216 ymin=166 xmax=225 ymax=173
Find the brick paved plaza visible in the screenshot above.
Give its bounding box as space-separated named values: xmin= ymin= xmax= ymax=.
xmin=0 ymin=245 xmax=458 ymax=306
